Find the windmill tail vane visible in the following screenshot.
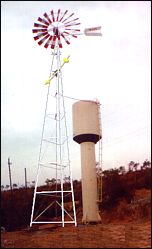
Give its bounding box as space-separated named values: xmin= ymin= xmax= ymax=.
xmin=84 ymin=26 xmax=102 ymax=36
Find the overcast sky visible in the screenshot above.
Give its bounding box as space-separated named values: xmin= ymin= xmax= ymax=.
xmin=1 ymin=1 xmax=151 ymax=186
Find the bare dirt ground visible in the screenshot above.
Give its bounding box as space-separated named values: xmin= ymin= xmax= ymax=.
xmin=1 ymin=220 xmax=151 ymax=248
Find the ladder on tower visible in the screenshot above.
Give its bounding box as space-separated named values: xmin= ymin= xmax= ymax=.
xmin=96 ymin=100 xmax=102 ymax=203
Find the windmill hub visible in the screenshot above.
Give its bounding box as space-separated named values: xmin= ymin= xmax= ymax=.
xmin=47 ymin=22 xmax=65 ymax=36
xmin=53 ymin=26 xmax=60 ymax=36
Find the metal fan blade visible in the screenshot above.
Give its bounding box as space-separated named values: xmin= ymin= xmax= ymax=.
xmin=38 ymin=34 xmax=50 ymax=45
xmin=34 ymin=32 xmax=48 ymax=40
xmin=50 ymin=10 xmax=55 ymax=22
xmin=51 ymin=35 xmax=57 ymax=49
xmin=38 ymin=17 xmax=49 ymax=26
xmin=34 ymin=23 xmax=48 ymax=28
xmin=62 ymin=13 xmax=74 ymax=23
xmin=44 ymin=36 xmax=53 ymax=48
xmin=61 ymin=33 xmax=70 ymax=45
xmin=32 ymin=28 xmax=47 ymax=33
xmin=64 ymin=18 xmax=79 ymax=25
xmin=59 ymin=10 xmax=68 ymax=22
xmin=64 ymin=22 xmax=81 ymax=28
xmin=56 ymin=9 xmax=61 ymax=21
xmin=43 ymin=12 xmax=52 ymax=24
xmin=65 ymin=28 xmax=80 ymax=32
xmin=63 ymin=31 xmax=77 ymax=38
xmin=57 ymin=35 xmax=62 ymax=48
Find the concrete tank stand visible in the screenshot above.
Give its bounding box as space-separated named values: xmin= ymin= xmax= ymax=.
xmin=72 ymin=100 xmax=101 ymax=223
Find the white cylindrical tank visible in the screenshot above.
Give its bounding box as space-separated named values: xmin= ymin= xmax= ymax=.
xmin=73 ymin=100 xmax=101 ymax=144
xmin=72 ymin=100 xmax=101 ymax=223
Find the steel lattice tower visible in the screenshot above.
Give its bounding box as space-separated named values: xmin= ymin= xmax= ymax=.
xmin=30 ymin=46 xmax=77 ymax=227
xmin=30 ymin=9 xmax=102 ymax=227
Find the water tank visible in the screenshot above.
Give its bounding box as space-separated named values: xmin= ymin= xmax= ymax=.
xmin=73 ymin=100 xmax=101 ymax=144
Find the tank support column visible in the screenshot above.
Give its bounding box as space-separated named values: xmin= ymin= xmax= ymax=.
xmin=80 ymin=142 xmax=101 ymax=223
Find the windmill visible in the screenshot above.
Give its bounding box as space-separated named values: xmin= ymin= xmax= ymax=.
xmin=30 ymin=9 xmax=102 ymax=228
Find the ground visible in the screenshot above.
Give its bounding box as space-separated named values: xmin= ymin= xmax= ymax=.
xmin=1 ymin=221 xmax=151 ymax=248
xmin=1 ymin=189 xmax=151 ymax=248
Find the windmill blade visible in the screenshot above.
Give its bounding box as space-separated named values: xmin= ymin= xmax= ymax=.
xmin=34 ymin=32 xmax=48 ymax=40
xmin=32 ymin=28 xmax=48 ymax=33
xmin=59 ymin=10 xmax=68 ymax=22
xmin=56 ymin=9 xmax=61 ymax=21
xmin=51 ymin=35 xmax=57 ymax=49
xmin=62 ymin=13 xmax=74 ymax=23
xmin=57 ymin=35 xmax=62 ymax=48
xmin=64 ymin=18 xmax=79 ymax=25
xmin=38 ymin=34 xmax=50 ymax=45
xmin=65 ymin=28 xmax=81 ymax=36
xmin=64 ymin=22 xmax=81 ymax=28
xmin=34 ymin=23 xmax=48 ymax=28
xmin=43 ymin=12 xmax=52 ymax=24
xmin=44 ymin=36 xmax=53 ymax=48
xmin=63 ymin=31 xmax=77 ymax=38
xmin=38 ymin=17 xmax=50 ymax=26
xmin=50 ymin=10 xmax=55 ymax=22
xmin=61 ymin=33 xmax=70 ymax=45
xmin=65 ymin=28 xmax=80 ymax=32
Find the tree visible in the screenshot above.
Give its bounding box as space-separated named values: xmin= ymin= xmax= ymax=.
xmin=64 ymin=176 xmax=70 ymax=183
xmin=133 ymin=163 xmax=139 ymax=171
xmin=119 ymin=166 xmax=125 ymax=175
xmin=13 ymin=183 xmax=18 ymax=189
xmin=45 ymin=178 xmax=56 ymax=186
xmin=128 ymin=161 xmax=135 ymax=171
xmin=45 ymin=178 xmax=51 ymax=185
xmin=141 ymin=159 xmax=151 ymax=170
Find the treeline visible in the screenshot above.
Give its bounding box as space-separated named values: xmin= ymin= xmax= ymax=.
xmin=100 ymin=160 xmax=151 ymax=210
xmin=1 ymin=160 xmax=151 ymax=231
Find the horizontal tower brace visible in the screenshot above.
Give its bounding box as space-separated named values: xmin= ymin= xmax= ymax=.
xmin=36 ymin=190 xmax=72 ymax=194
xmin=31 ymin=221 xmax=75 ymax=224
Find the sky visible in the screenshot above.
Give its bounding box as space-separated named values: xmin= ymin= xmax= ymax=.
xmin=1 ymin=1 xmax=151 ymax=187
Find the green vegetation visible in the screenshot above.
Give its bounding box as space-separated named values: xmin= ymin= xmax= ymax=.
xmin=1 ymin=160 xmax=151 ymax=231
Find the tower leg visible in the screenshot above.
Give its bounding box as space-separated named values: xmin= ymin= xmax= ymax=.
xmin=80 ymin=142 xmax=101 ymax=223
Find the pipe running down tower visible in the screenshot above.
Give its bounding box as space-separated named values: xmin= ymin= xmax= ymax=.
xmin=72 ymin=100 xmax=102 ymax=223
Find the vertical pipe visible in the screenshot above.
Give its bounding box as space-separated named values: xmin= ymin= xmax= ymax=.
xmin=8 ymin=157 xmax=14 ymax=230
xmin=57 ymin=46 xmax=64 ymax=227
xmin=25 ymin=168 xmax=27 ymax=189
xmin=8 ymin=158 xmax=13 ymax=194
xmin=60 ymin=56 xmax=77 ymax=226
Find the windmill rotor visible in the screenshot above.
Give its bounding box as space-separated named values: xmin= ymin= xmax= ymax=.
xmin=32 ymin=9 xmax=81 ymax=49
xmin=32 ymin=9 xmax=102 ymax=50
